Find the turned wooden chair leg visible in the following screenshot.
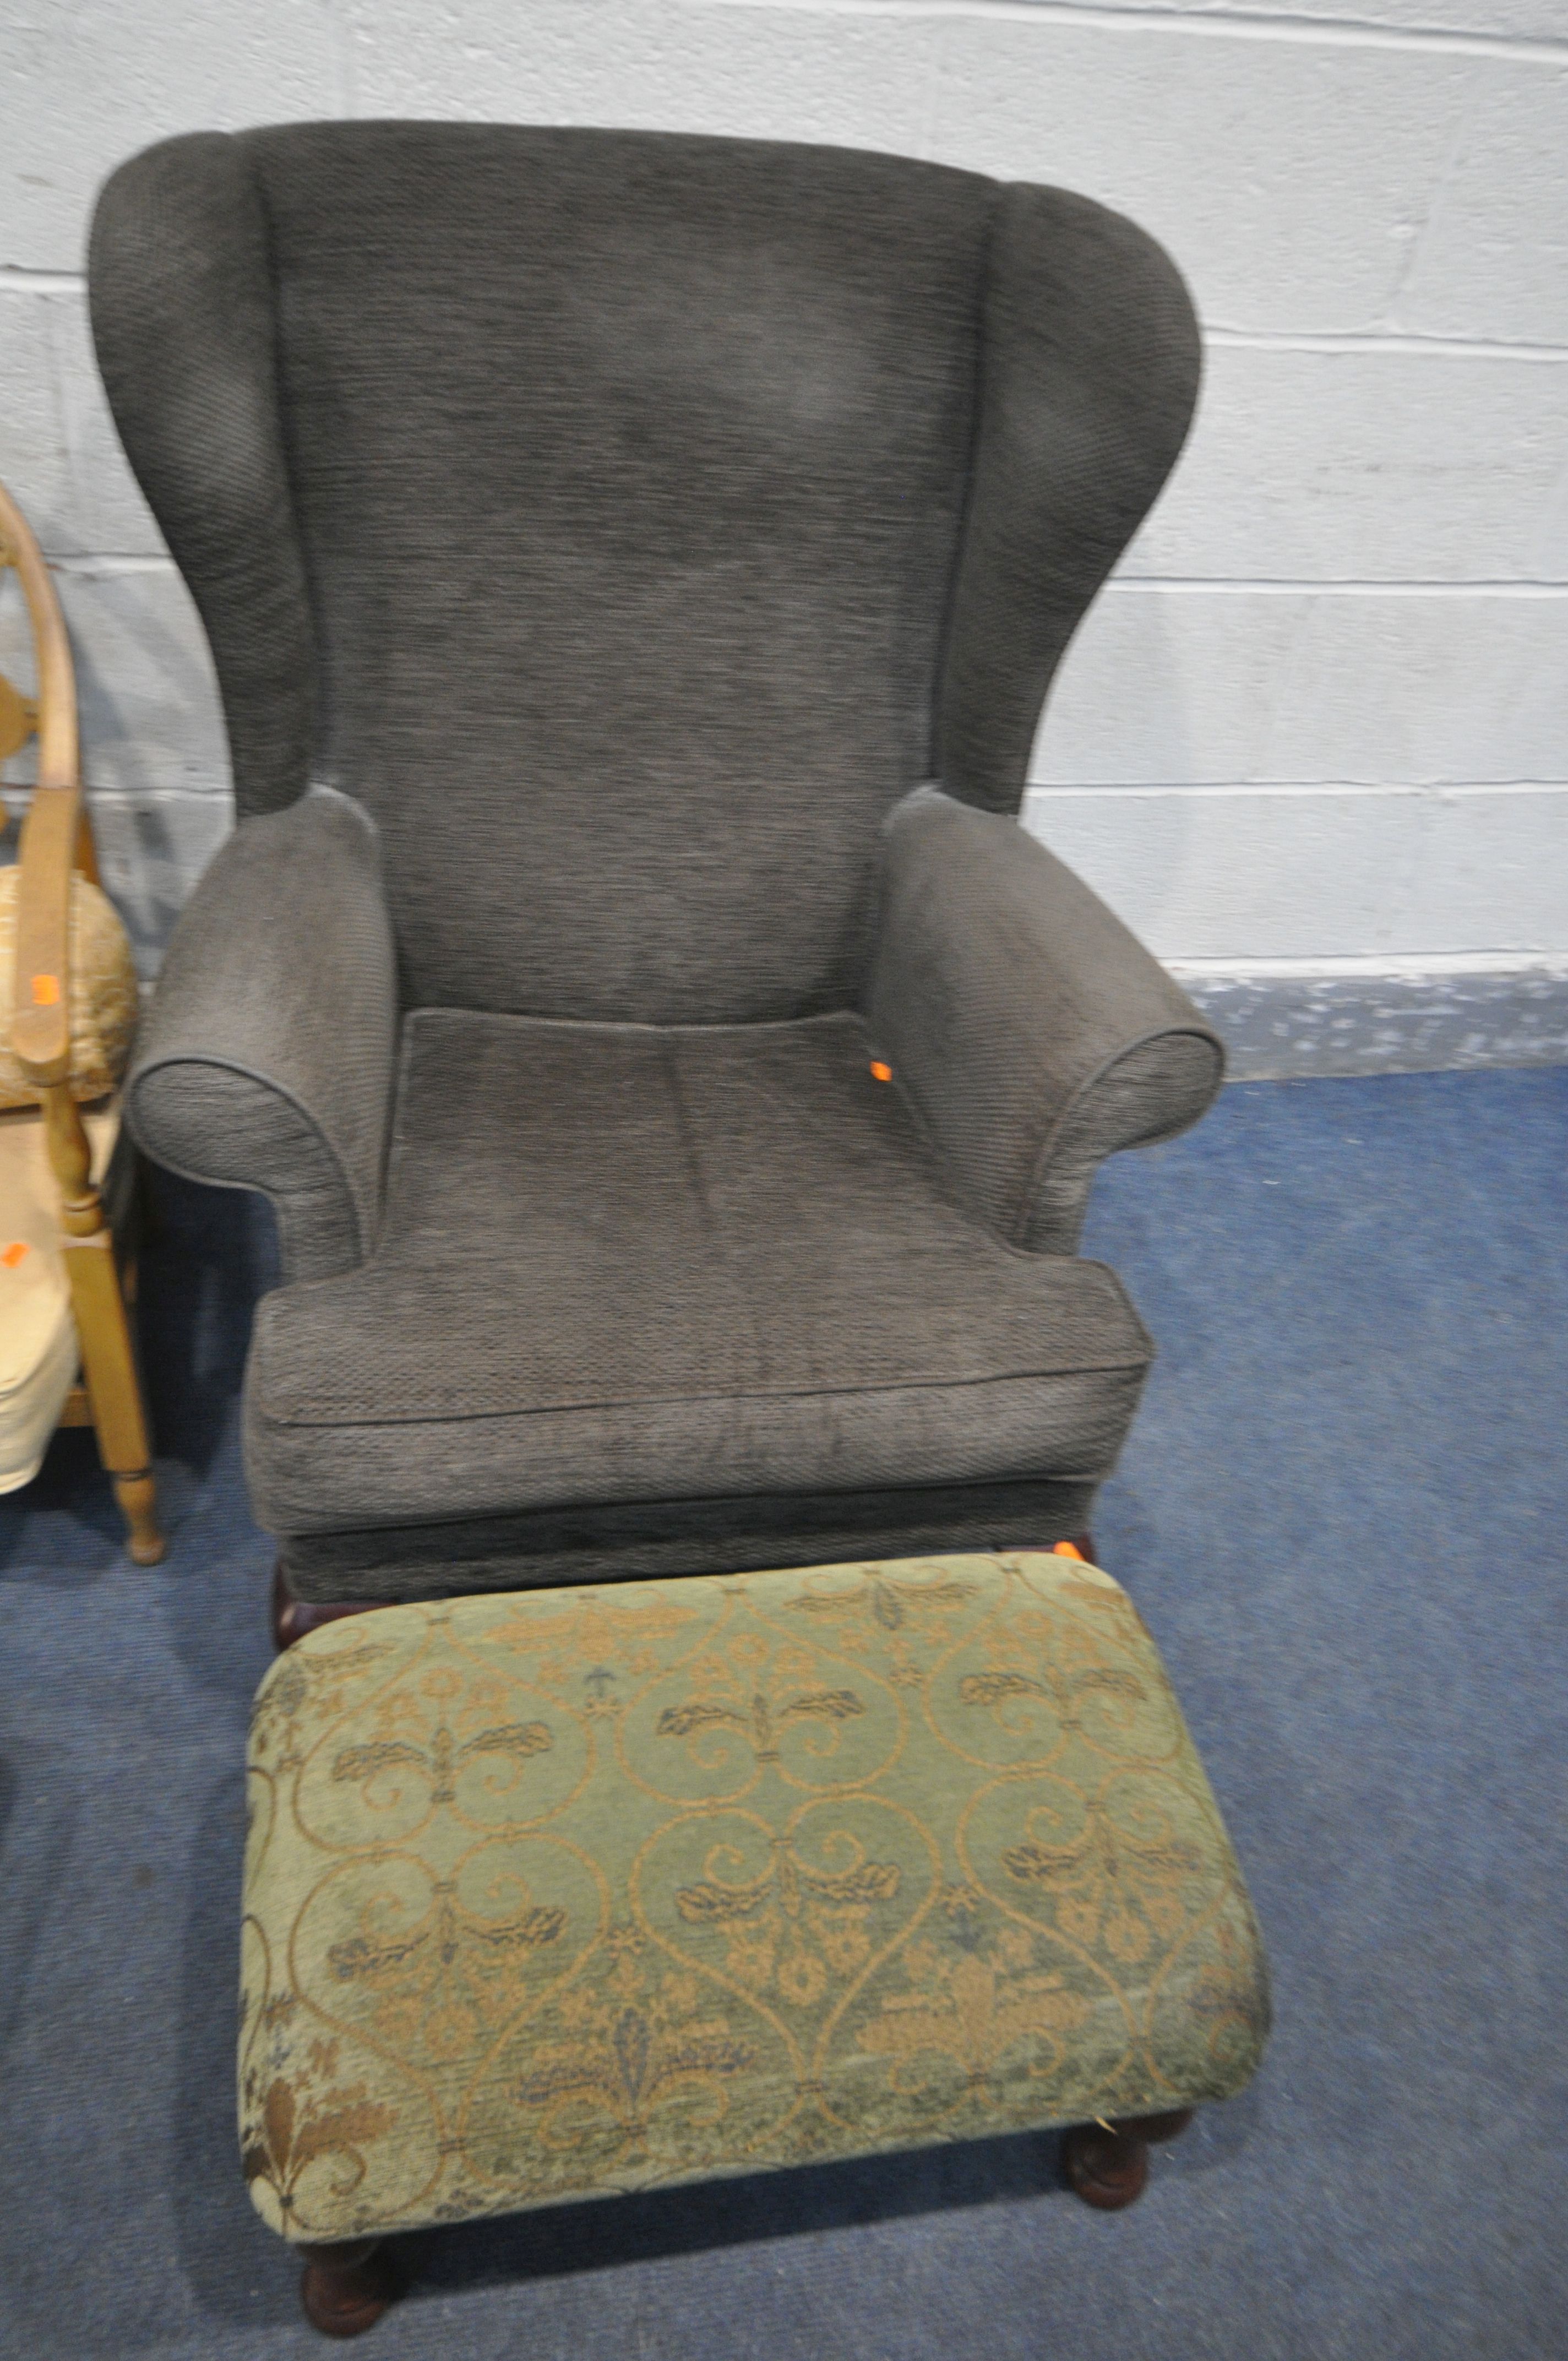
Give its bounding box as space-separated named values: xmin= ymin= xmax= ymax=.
xmin=297 ymin=2238 xmax=397 ymax=2337
xmin=112 ymin=1468 xmax=164 ymax=1565
xmin=44 ymin=1091 xmax=165 ymax=1566
xmin=1062 ymin=2108 xmax=1194 ymax=2210
xmin=272 ymin=1564 xmax=396 ymax=1652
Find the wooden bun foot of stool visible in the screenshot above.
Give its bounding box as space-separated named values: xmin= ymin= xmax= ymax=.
xmin=273 ymin=1564 xmax=395 ymax=1653
xmin=1062 ymin=2109 xmax=1194 ymax=2211
xmin=298 ymin=2238 xmax=396 ymax=2337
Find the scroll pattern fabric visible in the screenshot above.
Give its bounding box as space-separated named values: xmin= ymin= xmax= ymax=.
xmin=240 ymin=1552 xmax=1268 ymax=2241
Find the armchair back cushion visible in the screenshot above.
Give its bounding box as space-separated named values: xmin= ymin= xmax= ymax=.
xmin=89 ymin=126 xmax=1200 ymax=1026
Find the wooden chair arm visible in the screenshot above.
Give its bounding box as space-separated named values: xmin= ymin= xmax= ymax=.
xmin=1 ymin=476 xmax=96 ymax=1089
xmin=12 ymin=785 xmax=85 ymax=1085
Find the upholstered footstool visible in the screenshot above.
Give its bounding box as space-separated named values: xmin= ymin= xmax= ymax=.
xmin=240 ymin=1551 xmax=1270 ymax=2333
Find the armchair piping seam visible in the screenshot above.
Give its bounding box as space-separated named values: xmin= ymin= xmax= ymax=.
xmin=254 ymin=1352 xmax=1155 ymax=1433
xmin=1012 ymin=1023 xmax=1225 ymax=1251
xmin=928 ymin=186 xmax=1004 ymax=791
xmin=128 ymin=1051 xmax=367 ymax=1266
xmin=241 ymin=129 xmax=319 ymax=818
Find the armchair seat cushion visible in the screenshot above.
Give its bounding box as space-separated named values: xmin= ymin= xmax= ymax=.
xmin=245 ymin=1011 xmax=1154 ymax=1539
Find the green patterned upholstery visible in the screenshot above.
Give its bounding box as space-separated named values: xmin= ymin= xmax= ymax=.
xmin=239 ymin=1553 xmax=1269 ymax=2243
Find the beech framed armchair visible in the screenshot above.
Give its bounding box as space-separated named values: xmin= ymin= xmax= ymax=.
xmin=88 ymin=126 xmax=1221 ymax=1628
xmin=1 ymin=478 xmax=162 ymax=1562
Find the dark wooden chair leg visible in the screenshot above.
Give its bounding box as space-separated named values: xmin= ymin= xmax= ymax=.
xmin=297 ymin=2237 xmax=397 ymax=2337
xmin=1062 ymin=2108 xmax=1194 ymax=2211
xmin=272 ymin=1564 xmax=396 ymax=1653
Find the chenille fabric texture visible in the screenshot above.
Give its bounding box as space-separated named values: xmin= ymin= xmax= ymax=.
xmin=239 ymin=1552 xmax=1270 ymax=2243
xmin=91 ymin=125 xmax=1223 ymax=1597
xmin=89 ymin=129 xmax=1200 ymax=1010
xmin=126 ymin=788 xmax=397 ymax=1282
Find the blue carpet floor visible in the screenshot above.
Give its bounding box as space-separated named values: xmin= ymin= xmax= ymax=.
xmin=1 ymin=1067 xmax=1564 ymax=2361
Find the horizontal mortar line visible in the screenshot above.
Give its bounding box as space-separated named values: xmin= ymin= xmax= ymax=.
xmin=45 ymin=553 xmax=174 ymax=574
xmin=1205 ymin=329 xmax=1568 ymax=361
xmin=1111 ymin=577 xmax=1568 ymax=595
xmin=716 ymin=0 xmax=1568 ymax=61
xmin=47 ymin=778 xmax=1566 ymax=805
xmin=1168 ymin=951 xmax=1568 ymax=974
xmin=2 ymin=782 xmax=234 ymax=803
xmin=38 ymin=557 xmax=1568 ymax=597
xmin=0 ymin=268 xmax=84 ymax=293
xmin=9 ymin=781 xmax=1565 ymax=809
xmin=44 ymin=779 xmax=1566 ymax=801
xmin=4 ymin=268 xmax=1559 ymax=363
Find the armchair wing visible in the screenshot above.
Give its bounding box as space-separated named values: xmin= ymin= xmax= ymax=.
xmin=125 ymin=789 xmax=398 ymax=1282
xmin=868 ymin=786 xmax=1223 ymax=1256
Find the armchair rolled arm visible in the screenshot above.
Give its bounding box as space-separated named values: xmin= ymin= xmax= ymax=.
xmin=867 ymin=786 xmax=1223 ymax=1255
xmin=126 ymin=788 xmax=398 ymax=1282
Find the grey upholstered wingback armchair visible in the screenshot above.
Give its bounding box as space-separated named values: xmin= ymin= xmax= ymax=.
xmin=89 ymin=124 xmax=1222 ymax=1614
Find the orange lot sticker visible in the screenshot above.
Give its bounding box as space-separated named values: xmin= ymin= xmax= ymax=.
xmin=30 ymin=973 xmax=60 ymax=1006
xmin=869 ymin=1060 xmax=893 ymax=1082
xmin=1052 ymin=1539 xmax=1085 ymax=1560
xmin=2 ymin=1241 xmax=29 ymax=1269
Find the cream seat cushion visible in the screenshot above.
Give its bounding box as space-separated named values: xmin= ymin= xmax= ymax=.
xmin=0 ymin=1104 xmax=119 ymax=1492
xmin=1 ymin=854 xmax=139 ymax=1489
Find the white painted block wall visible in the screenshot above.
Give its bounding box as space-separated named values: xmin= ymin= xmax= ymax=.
xmin=2 ymin=0 xmax=1565 ymax=1053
